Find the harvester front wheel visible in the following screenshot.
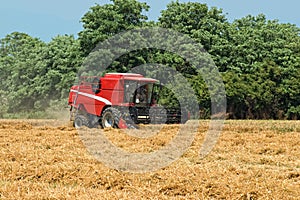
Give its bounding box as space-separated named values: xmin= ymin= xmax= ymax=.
xmin=101 ymin=107 xmax=121 ymax=128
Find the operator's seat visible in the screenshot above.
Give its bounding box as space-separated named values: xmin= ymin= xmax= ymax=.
xmin=92 ymin=77 xmax=101 ymax=94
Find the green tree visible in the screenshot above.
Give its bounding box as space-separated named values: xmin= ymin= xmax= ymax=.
xmin=158 ymin=1 xmax=228 ymax=115
xmin=35 ymin=35 xmax=82 ymax=104
xmin=159 ymin=1 xmax=228 ymax=52
xmin=0 ymin=33 xmax=82 ymax=116
xmin=0 ymin=32 xmax=46 ymax=113
xmin=78 ymin=0 xmax=150 ymax=56
xmin=224 ymin=15 xmax=300 ymax=119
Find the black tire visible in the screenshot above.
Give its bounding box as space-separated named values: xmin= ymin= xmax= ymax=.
xmin=74 ymin=115 xmax=89 ymax=128
xmin=101 ymin=107 xmax=138 ymax=129
xmin=101 ymin=107 xmax=122 ymax=128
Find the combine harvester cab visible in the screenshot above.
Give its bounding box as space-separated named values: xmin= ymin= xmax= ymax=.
xmin=68 ymin=73 xmax=189 ymax=129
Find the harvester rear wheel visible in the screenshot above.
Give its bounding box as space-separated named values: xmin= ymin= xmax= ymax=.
xmin=74 ymin=115 xmax=89 ymax=128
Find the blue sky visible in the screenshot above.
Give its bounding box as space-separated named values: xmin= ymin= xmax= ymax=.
xmin=1 ymin=0 xmax=300 ymax=42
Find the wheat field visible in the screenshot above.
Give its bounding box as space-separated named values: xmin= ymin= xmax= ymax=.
xmin=0 ymin=119 xmax=299 ymax=199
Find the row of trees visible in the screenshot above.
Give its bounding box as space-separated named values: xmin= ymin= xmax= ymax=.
xmin=0 ymin=0 xmax=299 ymax=119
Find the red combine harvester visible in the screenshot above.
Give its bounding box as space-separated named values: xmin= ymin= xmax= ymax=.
xmin=68 ymin=73 xmax=189 ymax=128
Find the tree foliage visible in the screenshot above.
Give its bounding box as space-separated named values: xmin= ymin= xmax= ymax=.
xmin=0 ymin=33 xmax=81 ymax=117
xmin=78 ymin=0 xmax=149 ymax=55
xmin=0 ymin=0 xmax=299 ymax=119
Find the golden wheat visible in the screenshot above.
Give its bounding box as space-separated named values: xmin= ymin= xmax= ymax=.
xmin=0 ymin=119 xmax=299 ymax=199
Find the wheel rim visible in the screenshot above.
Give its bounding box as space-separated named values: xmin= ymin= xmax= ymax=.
xmin=103 ymin=113 xmax=114 ymax=128
xmin=74 ymin=118 xmax=82 ymax=128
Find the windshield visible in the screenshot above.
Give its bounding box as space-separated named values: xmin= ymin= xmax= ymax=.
xmin=124 ymin=80 xmax=138 ymax=103
xmin=124 ymin=80 xmax=154 ymax=105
